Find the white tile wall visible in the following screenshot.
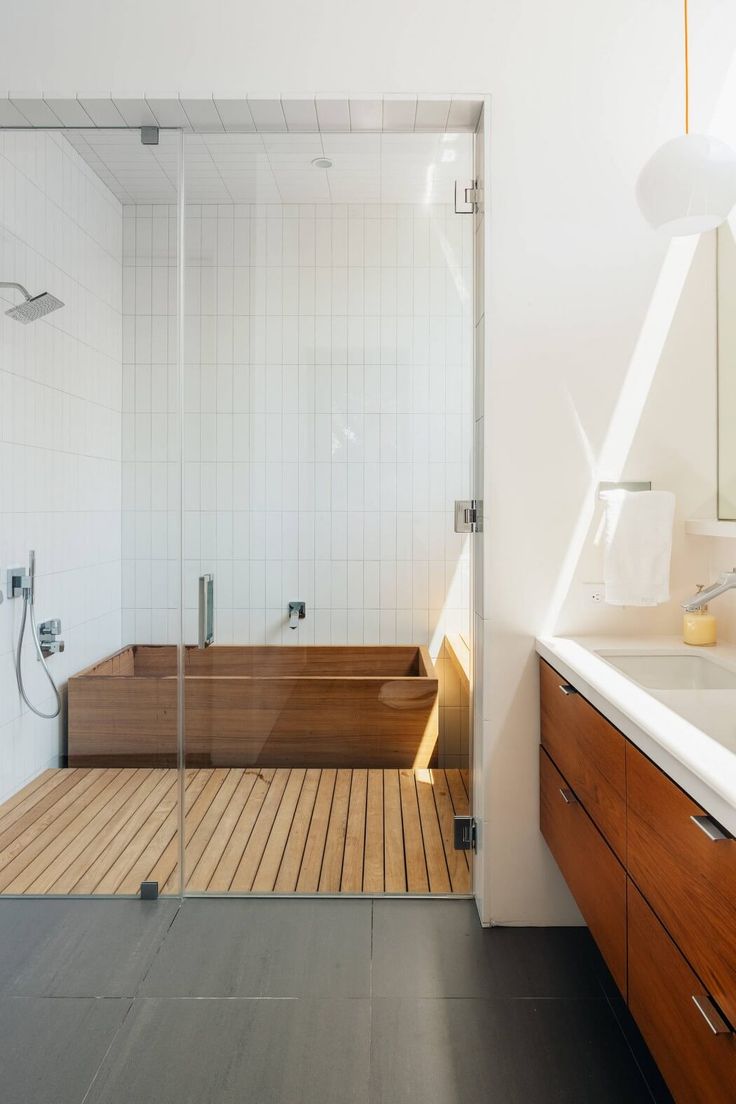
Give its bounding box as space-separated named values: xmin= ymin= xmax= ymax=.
xmin=123 ymin=200 xmax=473 ymax=651
xmin=0 ymin=130 xmax=123 ymax=803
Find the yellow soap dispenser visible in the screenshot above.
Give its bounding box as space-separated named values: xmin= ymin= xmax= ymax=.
xmin=683 ymin=586 xmax=717 ymax=646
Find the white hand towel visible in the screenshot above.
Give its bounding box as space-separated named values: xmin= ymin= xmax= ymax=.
xmin=601 ymin=489 xmax=676 ymax=606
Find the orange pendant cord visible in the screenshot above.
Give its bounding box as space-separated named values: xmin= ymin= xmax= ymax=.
xmin=684 ymin=0 xmax=690 ymax=133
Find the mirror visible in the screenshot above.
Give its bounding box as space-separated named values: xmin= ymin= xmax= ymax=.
xmin=718 ymin=220 xmax=736 ymax=519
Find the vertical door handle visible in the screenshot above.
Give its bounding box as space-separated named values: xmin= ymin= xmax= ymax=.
xmin=558 ymin=684 xmax=578 ymax=696
xmin=559 ymin=787 xmax=578 ymax=805
xmin=198 ymin=574 xmax=214 ymax=649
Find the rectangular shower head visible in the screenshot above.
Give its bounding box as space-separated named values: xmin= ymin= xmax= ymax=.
xmin=5 ymin=292 xmax=64 ymax=324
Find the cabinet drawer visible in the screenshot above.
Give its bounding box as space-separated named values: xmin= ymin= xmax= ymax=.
xmin=540 ymin=746 xmax=627 ymax=995
xmin=628 ymin=880 xmax=736 ymax=1104
xmin=539 ymin=659 xmax=626 ymax=860
xmin=627 ymin=742 xmax=736 ymax=1027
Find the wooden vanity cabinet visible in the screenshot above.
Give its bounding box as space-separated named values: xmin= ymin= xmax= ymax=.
xmin=540 ymin=746 xmax=627 ymax=994
xmin=539 ymin=656 xmax=736 ymax=1104
xmin=627 ymin=741 xmax=736 ymax=1029
xmin=539 ymin=659 xmax=626 ymax=861
xmin=628 ymin=881 xmax=736 ymax=1104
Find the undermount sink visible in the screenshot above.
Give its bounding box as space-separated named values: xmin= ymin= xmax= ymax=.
xmin=598 ymin=652 xmax=736 ymax=691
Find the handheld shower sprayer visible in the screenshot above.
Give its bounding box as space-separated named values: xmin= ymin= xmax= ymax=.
xmin=25 ymin=549 xmax=35 ymax=602
xmin=10 ymin=550 xmax=63 ymax=720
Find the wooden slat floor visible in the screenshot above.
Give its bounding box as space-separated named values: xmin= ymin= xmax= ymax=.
xmin=0 ymin=767 xmax=471 ymax=896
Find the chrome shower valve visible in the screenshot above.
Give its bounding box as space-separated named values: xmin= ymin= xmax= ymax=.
xmin=38 ymin=619 xmax=64 ymax=659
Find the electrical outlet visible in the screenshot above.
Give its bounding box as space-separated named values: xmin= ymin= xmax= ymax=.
xmin=582 ymin=582 xmax=605 ymax=604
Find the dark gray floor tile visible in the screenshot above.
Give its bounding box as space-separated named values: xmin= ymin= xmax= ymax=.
xmin=0 ymin=899 xmax=179 ymax=996
xmin=372 ymin=900 xmax=601 ymax=998
xmin=86 ymin=997 xmax=370 ymax=1104
xmin=369 ymin=997 xmax=653 ymax=1104
xmin=0 ymin=997 xmax=130 ymax=1104
xmin=139 ymin=898 xmax=371 ymax=997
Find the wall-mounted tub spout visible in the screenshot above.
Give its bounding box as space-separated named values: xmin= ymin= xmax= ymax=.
xmin=288 ymin=601 xmax=306 ymax=629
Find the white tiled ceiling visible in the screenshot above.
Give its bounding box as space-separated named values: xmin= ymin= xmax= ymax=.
xmin=64 ymin=129 xmax=473 ymax=205
xmin=1 ymin=93 xmax=483 ymax=135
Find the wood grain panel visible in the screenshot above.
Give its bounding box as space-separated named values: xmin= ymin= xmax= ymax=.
xmin=68 ymin=644 xmax=439 ymax=769
xmin=341 ymin=770 xmax=367 ymax=892
xmin=187 ymin=769 xmax=258 ymax=891
xmin=415 ymin=770 xmax=450 ymax=893
xmin=383 ymin=770 xmax=406 ymax=892
xmin=539 ymin=659 xmax=626 ymax=860
xmin=0 ymin=768 xmax=469 ymax=898
xmin=433 ymin=769 xmax=470 ymax=893
xmin=25 ymin=769 xmax=152 ymax=894
xmin=171 ymin=769 xmax=243 ymax=892
xmin=400 ymin=769 xmax=429 ymax=893
xmin=207 ymin=769 xmax=274 ymax=891
xmin=65 ymin=768 xmax=178 ymax=896
xmin=184 ymin=645 xmax=431 ymax=678
xmin=0 ymin=770 xmax=114 ymax=887
xmin=319 ymin=769 xmax=352 ymax=892
xmin=627 ymin=742 xmax=736 ymax=1027
xmin=540 ymin=747 xmax=627 ymax=996
xmin=628 ymin=879 xmax=736 ymax=1104
xmin=363 ymin=769 xmax=384 ymax=893
xmin=0 ymin=769 xmax=62 ymax=829
xmin=229 ymin=769 xmax=291 ymax=891
xmin=0 ymin=770 xmax=84 ymax=851
xmin=273 ymin=768 xmax=321 ymax=892
xmin=296 ymin=770 xmax=336 ymax=892
xmin=251 ymin=769 xmax=306 ymax=892
xmin=93 ymin=771 xmax=205 ymax=894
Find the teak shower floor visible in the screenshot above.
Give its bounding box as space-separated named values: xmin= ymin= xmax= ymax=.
xmin=0 ymin=767 xmax=471 ymax=896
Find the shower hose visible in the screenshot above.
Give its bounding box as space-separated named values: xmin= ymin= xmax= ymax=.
xmin=15 ymin=591 xmax=61 ymax=720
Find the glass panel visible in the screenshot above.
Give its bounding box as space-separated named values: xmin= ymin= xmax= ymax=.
xmin=0 ymin=127 xmax=183 ymax=896
xmin=180 ymin=130 xmax=474 ymax=895
xmin=718 ymin=221 xmax=736 ymax=519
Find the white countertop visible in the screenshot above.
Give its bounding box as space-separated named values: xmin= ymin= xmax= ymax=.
xmin=536 ymin=635 xmax=736 ymax=836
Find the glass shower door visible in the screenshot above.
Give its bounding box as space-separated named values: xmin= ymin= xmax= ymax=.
xmin=177 ymin=128 xmax=475 ymax=896
xmin=0 ymin=126 xmax=185 ymax=897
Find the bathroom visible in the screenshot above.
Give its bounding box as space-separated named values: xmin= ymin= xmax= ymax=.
xmin=0 ymin=0 xmax=735 ymax=1101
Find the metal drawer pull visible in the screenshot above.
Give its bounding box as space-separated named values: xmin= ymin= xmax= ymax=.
xmin=692 ymin=995 xmax=732 ymax=1036
xmin=558 ymin=684 xmax=578 ymax=696
xmin=559 ymin=787 xmax=578 ymax=805
xmin=691 ymin=815 xmax=731 ymax=842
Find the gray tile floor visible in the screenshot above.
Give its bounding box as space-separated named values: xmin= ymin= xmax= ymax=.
xmin=0 ymin=897 xmax=671 ymax=1104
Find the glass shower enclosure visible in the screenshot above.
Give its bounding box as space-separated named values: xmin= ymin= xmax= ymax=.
xmin=0 ymin=120 xmax=475 ymax=898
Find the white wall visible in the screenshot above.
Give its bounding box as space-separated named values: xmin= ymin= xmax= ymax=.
xmin=0 ymin=130 xmax=122 ymax=803
xmin=123 ymin=199 xmax=472 ymax=652
xmin=1 ymin=0 xmax=734 ymax=921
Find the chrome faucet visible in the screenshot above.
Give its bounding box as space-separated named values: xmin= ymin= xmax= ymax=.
xmin=682 ymin=571 xmax=736 ymax=612
xmin=288 ymin=601 xmax=306 ymax=629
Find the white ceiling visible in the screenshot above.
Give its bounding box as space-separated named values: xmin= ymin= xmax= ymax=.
xmin=1 ymin=93 xmax=482 ymax=134
xmin=64 ymin=129 xmax=474 ymax=205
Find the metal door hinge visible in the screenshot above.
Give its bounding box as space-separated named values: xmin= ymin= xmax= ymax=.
xmin=455 ymin=179 xmax=481 ymax=214
xmin=454 ymin=499 xmax=483 ymax=533
xmin=453 ymin=816 xmax=477 ymax=852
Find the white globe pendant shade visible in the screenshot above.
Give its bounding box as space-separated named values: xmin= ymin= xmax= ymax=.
xmin=636 ymin=132 xmax=736 ymax=236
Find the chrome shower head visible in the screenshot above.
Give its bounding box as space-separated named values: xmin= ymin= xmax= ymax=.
xmin=1 ymin=282 xmax=64 ymax=324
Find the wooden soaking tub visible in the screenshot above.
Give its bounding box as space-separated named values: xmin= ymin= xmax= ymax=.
xmin=67 ymin=645 xmax=439 ymax=769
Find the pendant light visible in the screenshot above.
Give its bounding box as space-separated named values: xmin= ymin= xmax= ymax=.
xmin=636 ymin=0 xmax=736 ymax=236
